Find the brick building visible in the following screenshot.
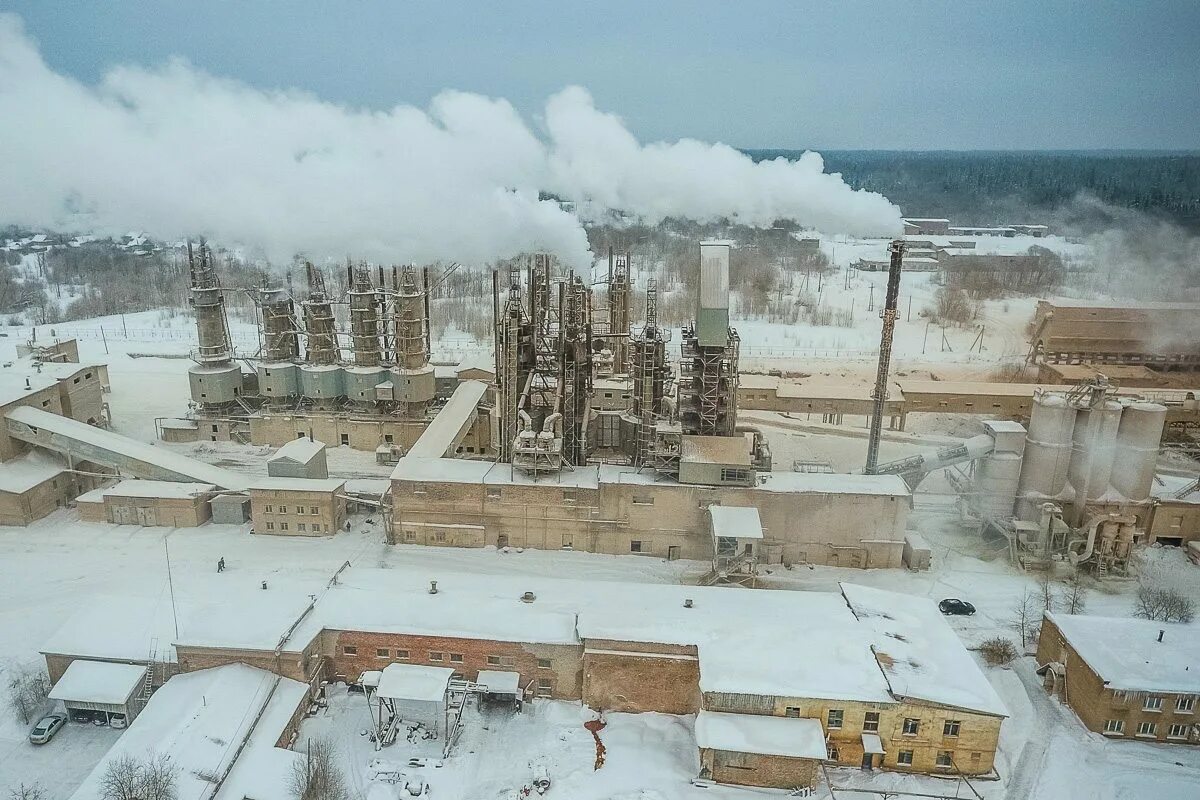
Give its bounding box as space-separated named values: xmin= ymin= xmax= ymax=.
xmin=247 ymin=477 xmax=347 ymax=535
xmin=1037 ymin=612 xmax=1200 ymax=744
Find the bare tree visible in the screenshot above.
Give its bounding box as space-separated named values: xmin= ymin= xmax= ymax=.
xmin=1134 ymin=586 xmax=1195 ymax=624
xmin=1038 ymin=571 xmax=1058 ymax=614
xmin=289 ymin=737 xmax=348 ymax=800
xmin=99 ymin=753 xmax=177 ymax=800
xmin=6 ymin=664 xmax=50 ymax=725
xmin=1063 ymin=572 xmax=1089 ymax=615
xmin=1009 ymin=590 xmax=1042 ymax=649
xmin=9 ymin=783 xmax=45 ymax=800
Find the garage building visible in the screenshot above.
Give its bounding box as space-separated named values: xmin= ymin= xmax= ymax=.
xmin=48 ymin=660 xmax=147 ymax=725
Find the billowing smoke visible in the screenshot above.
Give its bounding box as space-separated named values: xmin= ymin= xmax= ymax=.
xmin=0 ymin=15 xmax=901 ymax=268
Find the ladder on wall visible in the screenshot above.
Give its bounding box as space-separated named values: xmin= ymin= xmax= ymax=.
xmin=141 ymin=638 xmax=158 ymax=700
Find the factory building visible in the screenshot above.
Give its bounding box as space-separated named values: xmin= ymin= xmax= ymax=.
xmin=248 ymin=477 xmax=347 ymax=535
xmin=42 ymin=567 xmax=1008 ymax=790
xmin=75 ymin=480 xmax=216 ymax=527
xmin=1029 ymin=300 xmax=1200 ymax=372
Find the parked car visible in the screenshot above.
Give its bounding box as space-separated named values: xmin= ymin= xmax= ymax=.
xmin=938 ymin=598 xmax=976 ymax=616
xmin=29 ymin=712 xmax=67 ymax=744
xmin=110 ymin=714 xmax=128 ymax=729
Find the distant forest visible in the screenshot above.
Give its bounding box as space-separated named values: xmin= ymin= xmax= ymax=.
xmin=746 ymin=150 xmax=1200 ymax=231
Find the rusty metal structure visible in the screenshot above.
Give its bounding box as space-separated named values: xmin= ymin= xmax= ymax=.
xmin=865 ymin=239 xmax=904 ymax=474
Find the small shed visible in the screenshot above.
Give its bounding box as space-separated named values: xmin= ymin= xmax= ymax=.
xmin=708 ymin=505 xmax=763 ymax=564
xmin=210 ymin=492 xmax=251 ymax=525
xmin=695 ymin=710 xmax=826 ymax=789
xmin=267 ymin=437 xmax=329 ymax=479
xmin=376 ymin=664 xmax=454 ymax=736
xmin=902 ymin=532 xmax=932 ymax=571
xmin=49 ymin=660 xmax=146 ymax=724
xmin=476 ymin=670 xmax=522 ymax=704
xmin=79 ymin=480 xmax=216 ymax=527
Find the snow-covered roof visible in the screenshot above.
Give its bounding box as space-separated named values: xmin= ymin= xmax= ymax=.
xmin=86 ymin=480 xmax=216 ymax=501
xmin=376 ymin=663 xmax=453 ymax=701
xmin=67 ymin=664 xmax=307 ymax=800
xmin=0 ymin=449 xmax=69 ymax=493
xmin=1046 ymin=612 xmax=1200 ymax=694
xmin=0 ymin=368 xmax=59 ymax=407
xmin=454 ymin=352 xmax=496 ymax=376
xmin=246 ymin=477 xmax=346 ymax=493
xmin=269 ymin=437 xmax=325 ymax=464
xmin=695 ymin=711 xmax=827 ymax=760
xmin=680 ymin=435 xmax=751 ymax=466
xmin=404 ymin=380 xmax=487 ymax=459
xmin=842 ymin=584 xmax=1007 ymax=716
xmin=48 ymin=660 xmax=145 ymax=706
xmin=477 ymin=670 xmax=521 ymax=695
xmin=708 ymin=505 xmax=763 ymax=539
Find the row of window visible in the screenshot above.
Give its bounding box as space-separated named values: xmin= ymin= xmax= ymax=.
xmin=264 ymin=521 xmax=331 ymax=532
xmin=895 ymin=749 xmax=978 ymax=769
xmin=792 ymin=707 xmax=960 ymax=738
xmin=1112 ymin=691 xmax=1195 ymax=713
xmin=262 ymin=505 xmax=322 ymax=515
xmin=342 ymin=645 xmax=553 ymax=671
xmin=1104 ymin=719 xmax=1192 ymax=738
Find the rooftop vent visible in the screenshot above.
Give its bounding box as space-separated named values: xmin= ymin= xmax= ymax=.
xmin=520 ymin=591 xmax=536 ymax=603
xmin=683 ymin=599 xmax=694 ymax=609
xmin=429 ymin=580 xmax=438 ymax=595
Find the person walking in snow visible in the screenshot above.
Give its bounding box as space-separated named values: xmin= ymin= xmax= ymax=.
xmin=217 ymin=557 xmax=225 ymax=573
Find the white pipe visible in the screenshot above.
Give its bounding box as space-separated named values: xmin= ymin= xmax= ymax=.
xmin=542 ymin=412 xmax=562 ymax=434
xmin=518 ymin=409 xmax=533 ymax=431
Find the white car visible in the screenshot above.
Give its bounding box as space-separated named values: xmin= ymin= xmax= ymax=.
xmin=29 ymin=713 xmax=66 ymax=745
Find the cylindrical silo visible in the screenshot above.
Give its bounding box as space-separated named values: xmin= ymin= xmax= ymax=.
xmin=1017 ymin=393 xmax=1077 ymax=499
xmin=299 ymin=364 xmax=344 ymax=405
xmin=188 ymin=364 xmax=242 ymax=405
xmin=1069 ymin=400 xmax=1123 ymax=501
xmin=976 ymin=451 xmax=1022 ymax=519
xmin=344 ymin=365 xmax=387 ymax=406
xmin=1109 ymin=401 xmax=1166 ymax=501
xmin=257 ymin=362 xmax=298 ymax=405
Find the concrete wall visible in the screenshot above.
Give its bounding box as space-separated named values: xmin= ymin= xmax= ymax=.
xmin=1146 ymin=499 xmax=1200 ymax=547
xmin=391 ymin=475 xmax=907 ymax=568
xmin=582 ymin=639 xmax=700 ymax=714
xmin=104 ymin=494 xmax=212 ymax=527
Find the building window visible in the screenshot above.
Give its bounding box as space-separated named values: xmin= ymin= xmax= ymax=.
xmin=432 ymin=532 xmax=447 ymax=543
xmin=629 ymin=540 xmax=643 ymax=553
xmin=280 ymin=522 xmax=289 ymax=531
xmin=827 ymin=709 xmax=843 ymax=729
xmin=211 ymin=425 xmax=219 ymax=433
xmin=394 ymin=649 xmax=409 ymax=660
xmin=487 ymin=655 xmax=501 ymax=666
xmin=384 ymin=434 xmax=394 ymax=444
xmin=897 ymin=750 xmax=913 ymax=766
xmin=310 ymin=506 xmax=318 ymax=515
xmin=1136 ymin=721 xmax=1157 ymax=737
xmin=936 ymin=751 xmax=953 ymax=769
xmin=536 ymin=679 xmax=552 ymax=697
xmin=279 ymin=506 xmax=288 ymax=513
xmin=266 ymin=522 xmax=275 ymax=530
xmin=537 ymin=658 xmax=552 ymax=669
xmin=429 ymin=651 xmax=444 ymax=662
xmin=720 ymin=468 xmax=751 ymax=483
xmin=863 ymin=712 xmax=880 ymax=733
xmin=902 ymin=718 xmax=920 ymax=736
xmin=297 ymin=523 xmax=306 ymax=532
xmin=264 ymin=505 xmax=273 ymax=513
xmin=1168 ymin=724 xmax=1189 ymax=739
xmin=500 ymin=656 xmax=515 ymax=667
xmin=486 ymin=487 xmax=502 ymax=500
xmin=449 ymin=653 xmax=464 ymax=664
xmin=784 ymin=707 xmax=801 ymax=718
xmin=1112 ymin=690 xmax=1129 ymax=704
xmin=562 ymin=489 xmax=577 ymax=503
xmin=1144 ymin=696 xmax=1163 ymax=712
xmin=943 ymin=719 xmax=961 ymax=737
xmin=969 ymin=752 xmax=981 ymax=766
xmin=340 ymin=434 xmax=349 ymax=445
xmin=404 ymin=531 xmax=417 ymax=543
xmin=1103 ymin=719 xmax=1124 ymax=735
xmin=342 ymin=646 xmax=357 ymax=656
xmin=631 ymin=494 xmax=654 ymax=506
xmin=376 ymin=648 xmax=389 ymax=658
xmin=561 ymin=534 xmax=573 ymax=549
xmin=85 ymin=372 xmax=92 ymax=379
xmin=1176 ymin=696 xmax=1195 ymax=713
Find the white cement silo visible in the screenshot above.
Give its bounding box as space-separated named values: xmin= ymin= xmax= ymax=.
xmin=1069 ymin=400 xmax=1123 ymax=501
xmin=1017 ymin=393 xmax=1077 ymax=500
xmin=976 ymin=452 xmax=1023 ymax=519
xmin=1109 ymin=401 xmax=1167 ymax=501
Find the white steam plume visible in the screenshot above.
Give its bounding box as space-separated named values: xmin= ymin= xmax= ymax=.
xmin=0 ymin=15 xmax=901 ymax=268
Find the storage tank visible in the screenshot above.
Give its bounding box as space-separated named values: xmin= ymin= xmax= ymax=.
xmin=1068 ymin=400 xmax=1123 ymax=501
xmin=188 ymin=363 xmax=241 ymax=405
xmin=344 ymin=366 xmax=387 ymax=406
xmin=976 ymin=451 xmax=1022 ymax=519
xmin=1109 ymin=401 xmax=1167 ymax=501
xmin=392 ymin=365 xmax=436 ymax=406
xmin=1017 ymin=393 xmax=1077 ymax=499
xmin=257 ymin=362 xmax=298 ymax=405
xmin=299 ymin=364 xmax=344 ymax=404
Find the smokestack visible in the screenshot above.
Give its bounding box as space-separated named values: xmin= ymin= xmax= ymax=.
xmin=865 ymin=240 xmax=905 ymax=474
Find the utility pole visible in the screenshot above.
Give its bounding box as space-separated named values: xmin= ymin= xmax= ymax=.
xmin=865 ymin=240 xmax=904 ymax=474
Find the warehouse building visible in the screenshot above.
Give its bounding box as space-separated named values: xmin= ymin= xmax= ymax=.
xmin=248 ymin=477 xmax=347 ymax=535
xmin=75 ymin=479 xmax=216 ymax=526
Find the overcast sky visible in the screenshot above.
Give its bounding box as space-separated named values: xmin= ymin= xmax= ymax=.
xmin=7 ymin=1 xmax=1200 ymax=150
